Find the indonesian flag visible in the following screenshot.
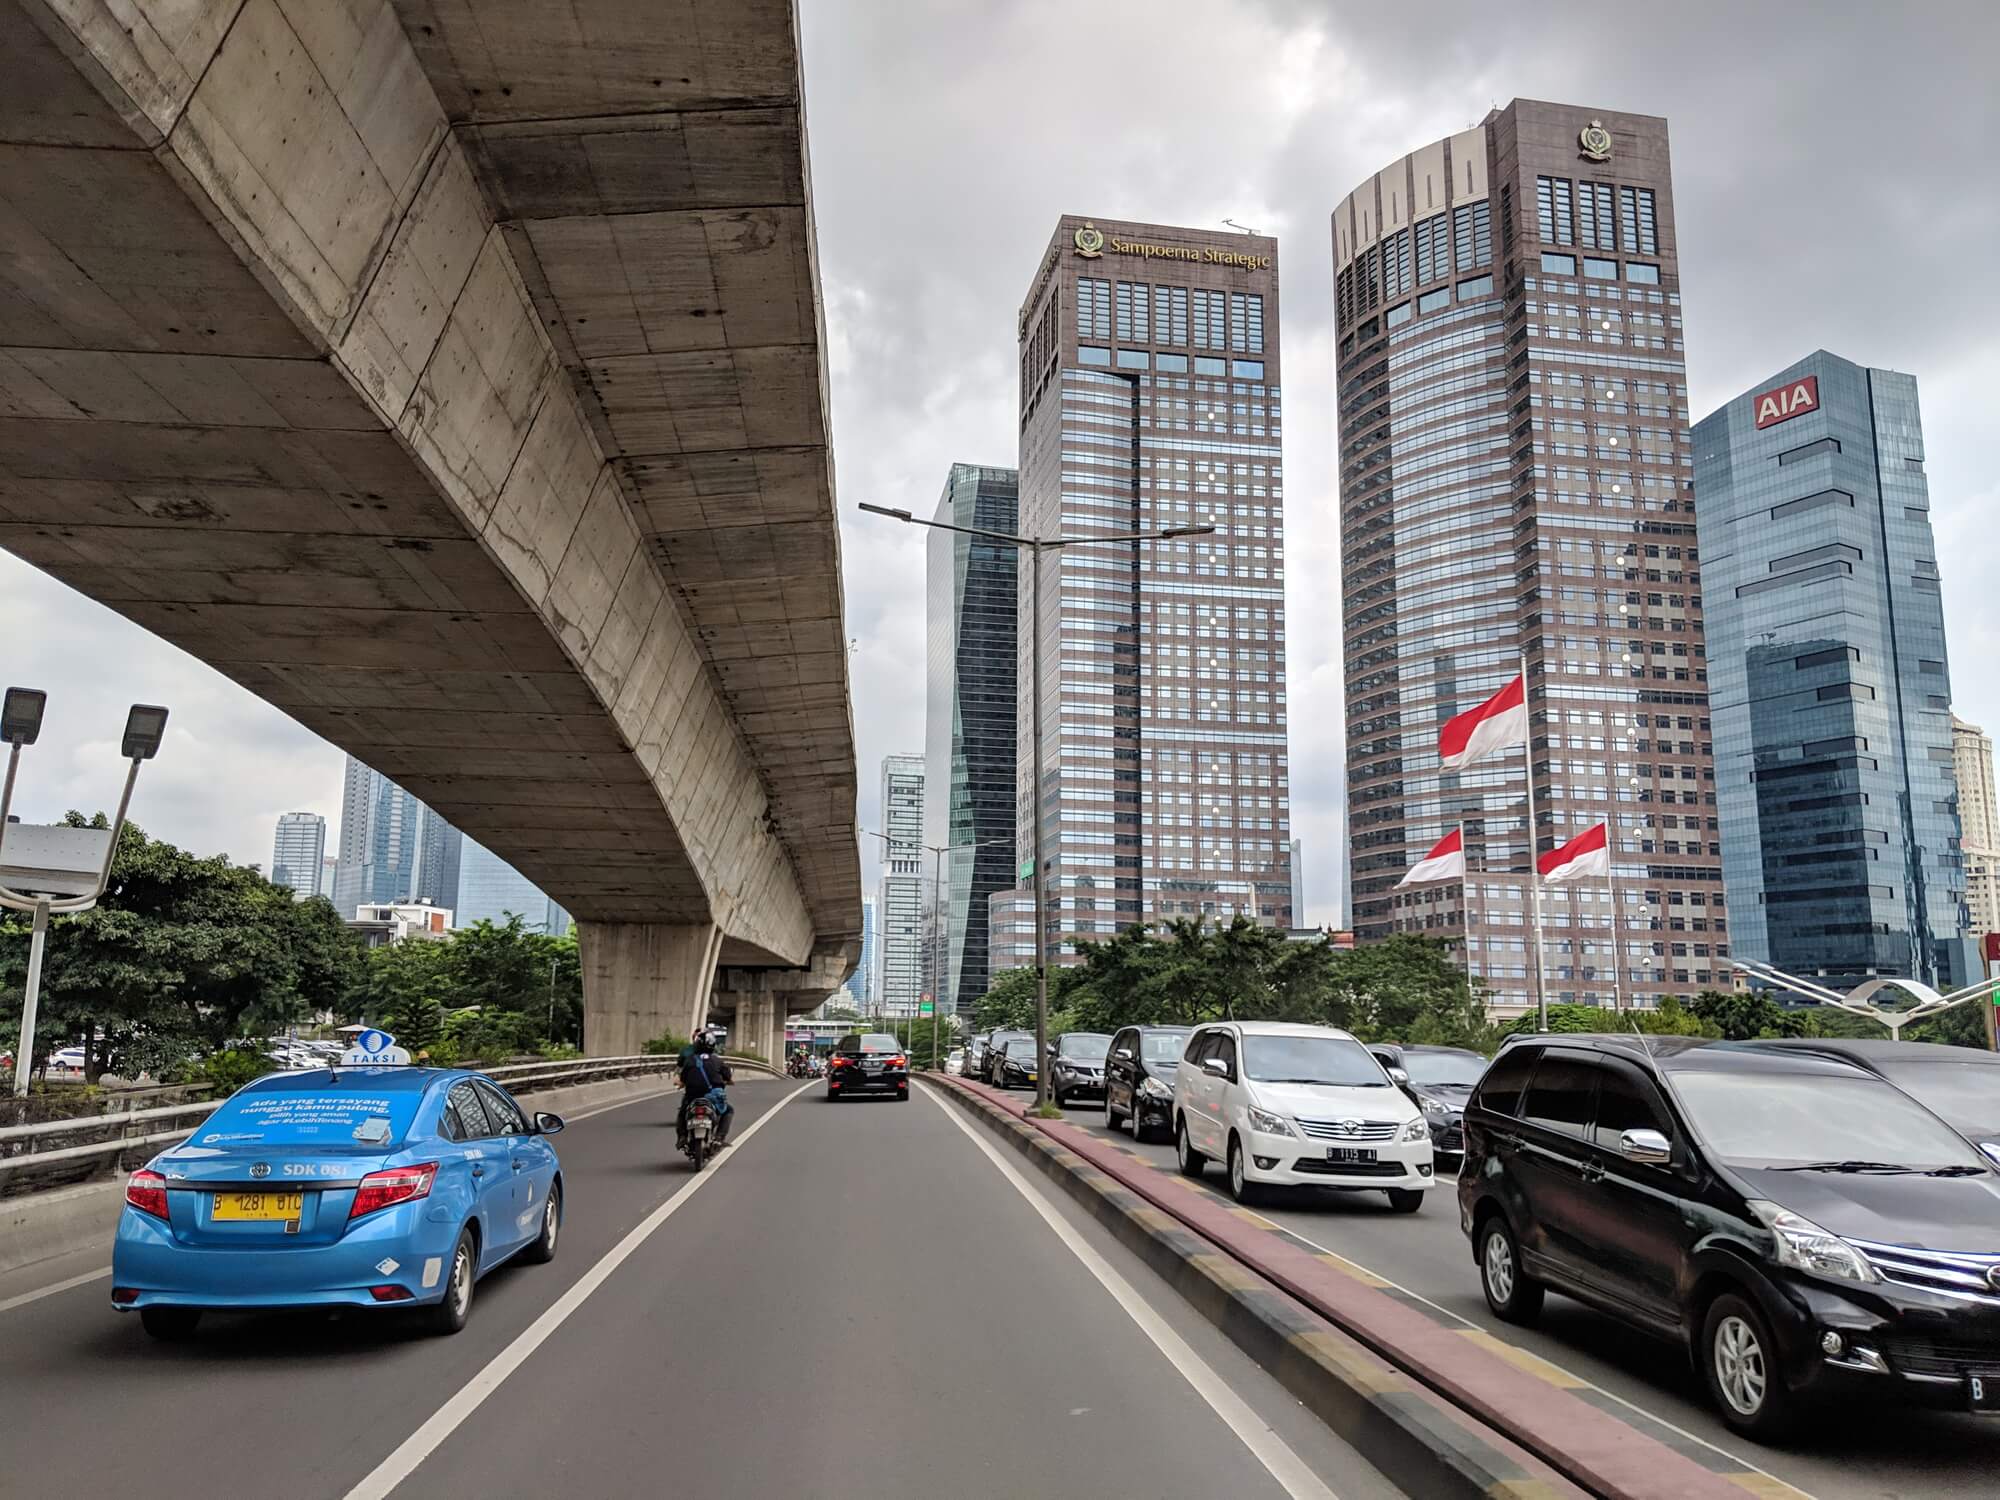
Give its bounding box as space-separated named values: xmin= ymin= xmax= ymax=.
xmin=1439 ymin=672 xmax=1528 ymax=771
xmin=1539 ymin=823 xmax=1611 ymax=884
xmin=1396 ymin=828 xmax=1466 ymax=888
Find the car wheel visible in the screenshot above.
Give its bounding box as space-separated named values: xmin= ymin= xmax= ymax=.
xmin=423 ymin=1228 xmax=477 ymax=1336
xmin=1702 ymin=1292 xmax=1795 ymax=1439
xmin=897 ymin=1087 xmax=910 ymax=1101
xmin=140 ymin=1306 xmax=201 ymax=1342
xmin=521 ymin=1182 xmax=561 ymax=1264
xmin=1226 ymin=1136 xmax=1257 ymax=1204
xmin=1176 ymin=1118 xmax=1206 ymax=1178
xmin=1105 ymin=1095 xmax=1124 ymax=1132
xmin=1477 ymin=1216 xmax=1544 ymax=1324
xmin=1385 ymin=1188 xmax=1425 ymax=1214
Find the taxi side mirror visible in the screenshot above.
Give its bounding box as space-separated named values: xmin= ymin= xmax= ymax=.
xmin=533 ymin=1111 xmax=566 ymax=1135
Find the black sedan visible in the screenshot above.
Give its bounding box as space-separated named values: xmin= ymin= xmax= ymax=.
xmin=825 ymin=1033 xmax=910 ymax=1102
xmin=991 ymin=1036 xmax=1041 ymax=1091
xmin=1369 ymin=1042 xmax=1487 ymax=1166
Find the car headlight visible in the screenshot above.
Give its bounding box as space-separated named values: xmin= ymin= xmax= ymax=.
xmin=1399 ymin=1118 xmax=1430 ymax=1143
xmin=1747 ymin=1200 xmax=1878 ymax=1284
xmin=1246 ymin=1106 xmax=1296 ymax=1138
xmin=1420 ymin=1096 xmax=1453 ymax=1117
xmin=1140 ymin=1076 xmax=1174 ymax=1099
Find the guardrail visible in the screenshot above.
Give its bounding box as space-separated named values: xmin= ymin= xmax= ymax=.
xmin=0 ymin=1054 xmax=705 ymax=1197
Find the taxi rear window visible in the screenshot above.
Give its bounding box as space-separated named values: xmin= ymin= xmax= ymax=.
xmin=200 ymin=1089 xmax=426 ymax=1149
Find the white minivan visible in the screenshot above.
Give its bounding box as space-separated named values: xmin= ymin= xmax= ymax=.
xmin=1172 ymin=1021 xmax=1435 ymax=1211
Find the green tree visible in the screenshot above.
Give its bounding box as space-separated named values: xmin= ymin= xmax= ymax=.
xmin=0 ymin=815 xmax=363 ymax=1082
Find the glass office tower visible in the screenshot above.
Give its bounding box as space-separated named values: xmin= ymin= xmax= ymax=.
xmin=925 ymin=463 xmax=1019 ymax=1013
xmin=1694 ymin=352 xmax=1976 ymax=987
xmin=876 ymin=754 xmax=927 ymax=1017
xmin=270 ymin=812 xmax=326 ymax=899
xmin=1335 ymin=100 xmax=1721 ymax=1013
xmin=1011 ymin=216 xmax=1292 ymax=963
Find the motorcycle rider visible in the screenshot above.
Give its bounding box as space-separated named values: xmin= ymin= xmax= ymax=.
xmin=675 ymin=1030 xmax=734 ymax=1149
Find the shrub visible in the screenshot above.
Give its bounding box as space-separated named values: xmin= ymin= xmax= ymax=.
xmin=641 ymin=1031 xmax=691 ymax=1056
xmin=202 ymin=1043 xmax=270 ymax=1094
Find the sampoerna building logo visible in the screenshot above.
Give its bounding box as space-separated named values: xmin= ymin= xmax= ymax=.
xmin=1073 ymin=222 xmax=1105 ymax=258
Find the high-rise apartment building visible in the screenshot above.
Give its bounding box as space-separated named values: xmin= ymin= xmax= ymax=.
xmin=455 ymin=836 xmax=569 ymax=935
xmin=1694 ymin=354 xmax=1976 ymax=987
xmin=1289 ymin=838 xmax=1306 ymax=928
xmin=1335 ymin=101 xmax=1720 ymax=1012
xmin=1011 ymin=216 xmax=1292 ymax=963
xmin=1954 ymin=716 xmax=2000 ymax=937
xmin=856 ymin=894 xmax=878 ymax=1011
xmin=926 ymin=463 xmax=1019 ymax=1013
xmin=270 ymin=812 xmax=326 ymax=900
xmin=877 ymin=754 xmax=927 ymax=1017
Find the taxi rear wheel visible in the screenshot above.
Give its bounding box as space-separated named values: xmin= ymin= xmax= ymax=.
xmin=140 ymin=1307 xmax=201 ymax=1341
xmin=521 ymin=1183 xmax=561 ymax=1265
xmin=424 ymin=1228 xmax=476 ymax=1336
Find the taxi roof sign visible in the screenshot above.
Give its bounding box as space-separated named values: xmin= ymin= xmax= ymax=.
xmin=341 ymin=1027 xmax=413 ymax=1066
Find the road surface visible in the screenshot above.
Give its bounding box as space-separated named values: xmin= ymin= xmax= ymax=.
xmin=0 ymin=1079 xmax=1400 ymax=1500
xmin=1050 ymin=1092 xmax=2000 ymax=1500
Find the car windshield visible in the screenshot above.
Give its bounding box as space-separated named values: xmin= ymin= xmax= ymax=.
xmin=1401 ymin=1053 xmax=1487 ymax=1087
xmin=1059 ymin=1034 xmax=1111 ymax=1060
xmin=1240 ymin=1035 xmax=1387 ymax=1087
xmin=1143 ymin=1033 xmax=1190 ymax=1062
xmin=1672 ymin=1071 xmax=1989 ymax=1171
xmin=1877 ymin=1061 xmax=2000 ymax=1135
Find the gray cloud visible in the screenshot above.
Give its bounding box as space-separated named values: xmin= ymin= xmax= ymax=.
xmin=8 ymin=1 xmax=1995 ymax=927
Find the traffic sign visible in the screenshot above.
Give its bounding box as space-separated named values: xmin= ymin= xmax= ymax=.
xmin=1019 ymin=857 xmax=1034 ymax=879
xmin=919 ymin=1001 xmax=934 ymax=1016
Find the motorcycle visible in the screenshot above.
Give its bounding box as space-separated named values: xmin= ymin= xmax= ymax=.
xmin=684 ymin=1097 xmax=719 ymax=1170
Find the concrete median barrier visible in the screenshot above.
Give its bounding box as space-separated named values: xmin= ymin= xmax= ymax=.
xmin=928 ymin=1073 xmax=1781 ymax=1500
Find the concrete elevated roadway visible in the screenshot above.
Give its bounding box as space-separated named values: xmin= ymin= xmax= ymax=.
xmin=0 ymin=0 xmax=859 ymax=1060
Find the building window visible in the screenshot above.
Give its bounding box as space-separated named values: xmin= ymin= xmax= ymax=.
xmin=1417 ymin=287 xmax=1450 ymax=313
xmin=1499 ymin=183 xmax=1515 ymax=252
xmin=1116 ymin=348 xmax=1150 ymax=370
xmin=1456 ymin=273 xmax=1494 ymax=300
xmin=1620 ymin=187 xmax=1658 ymax=254
xmin=1155 ymin=351 xmax=1189 ymax=372
xmin=1078 ymin=279 xmax=1111 ymax=340
xmin=1625 ymin=262 xmax=1660 ymax=284
xmin=1414 ymin=214 xmax=1447 ymax=285
xmin=1078 ymin=345 xmax=1111 ymax=366
xmin=1228 ymin=292 xmax=1266 ymax=353
xmin=1160 ymin=286 xmax=1188 ymax=345
xmin=1381 ymin=228 xmax=1412 ymax=299
xmin=1577 ymin=182 xmax=1615 ymax=249
xmin=1537 ymin=176 xmax=1574 ymax=244
xmin=1583 ymin=256 xmax=1617 ymax=280
xmin=1453 ymin=200 xmax=1492 ymax=271
xmin=1194 ymin=355 xmax=1227 ymax=376
xmin=1115 ymin=282 xmax=1152 ymax=343
xmin=1385 ymin=301 xmax=1412 ymax=328
xmin=1231 ymin=359 xmax=1264 ymax=380
xmin=1540 ymin=251 xmax=1576 ymax=275
xmin=1193 ymin=289 xmax=1226 ymax=349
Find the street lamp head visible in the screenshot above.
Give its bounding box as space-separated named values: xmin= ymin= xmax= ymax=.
xmin=120 ymin=704 xmax=170 ymax=761
xmin=2 ymin=687 xmax=47 ymax=747
xmin=858 ymin=503 xmax=914 ymax=523
xmin=1161 ymin=525 xmax=1218 ymax=539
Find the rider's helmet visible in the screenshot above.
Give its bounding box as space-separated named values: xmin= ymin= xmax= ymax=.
xmin=692 ymin=1028 xmax=715 ymax=1053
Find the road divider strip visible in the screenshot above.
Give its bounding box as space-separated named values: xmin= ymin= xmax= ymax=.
xmin=933 ymin=1074 xmax=1791 ymax=1500
xmin=925 ymin=1075 xmax=1585 ymax=1500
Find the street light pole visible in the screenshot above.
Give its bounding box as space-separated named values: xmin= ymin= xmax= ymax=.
xmin=861 ymin=828 xmax=1010 ymax=1069
xmin=858 ymin=503 xmax=1214 ymax=1112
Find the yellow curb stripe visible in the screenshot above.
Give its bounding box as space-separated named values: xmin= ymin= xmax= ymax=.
xmin=1317 ymin=1252 xmax=1392 ymax=1287
xmin=1722 ymin=1475 xmax=1814 ymax=1499
xmin=1484 ymin=1481 xmax=1574 ymax=1500
xmin=1287 ymin=1328 xmax=1409 ymax=1396
xmin=1455 ymin=1328 xmax=1589 ymax=1389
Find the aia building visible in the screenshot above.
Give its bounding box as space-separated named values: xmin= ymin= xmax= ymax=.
xmin=1334 ymin=100 xmax=1722 ymax=1013
xmin=1693 ymin=352 xmax=1978 ymax=988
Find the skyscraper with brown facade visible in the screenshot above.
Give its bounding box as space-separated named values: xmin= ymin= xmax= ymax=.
xmin=994 ymin=217 xmax=1291 ymax=970
xmin=1334 ymin=101 xmax=1724 ymax=1014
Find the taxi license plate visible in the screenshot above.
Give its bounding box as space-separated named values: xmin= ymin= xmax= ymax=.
xmin=212 ymin=1191 xmax=305 ymax=1222
xmin=1326 ymin=1147 xmax=1377 ymax=1164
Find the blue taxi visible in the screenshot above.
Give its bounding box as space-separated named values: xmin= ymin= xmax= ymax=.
xmin=112 ymin=1066 xmax=565 ymax=1340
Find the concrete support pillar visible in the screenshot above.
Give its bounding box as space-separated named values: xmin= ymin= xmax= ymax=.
xmin=734 ymin=989 xmax=783 ymax=1067
xmin=578 ymin=922 xmax=722 ymax=1056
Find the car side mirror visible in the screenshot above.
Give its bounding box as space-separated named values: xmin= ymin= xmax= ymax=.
xmin=1387 ymin=1067 xmax=1411 ymax=1086
xmin=1202 ymin=1056 xmax=1229 ymax=1078
xmin=1618 ymin=1127 xmax=1671 ymax=1165
xmin=1981 ymin=1141 xmax=2000 ymax=1168
xmin=533 ymin=1111 xmax=566 ymax=1136
xmin=1114 ymin=1048 xmax=1133 ymax=1060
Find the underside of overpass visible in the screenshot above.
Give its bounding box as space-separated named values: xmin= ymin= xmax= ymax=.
xmin=0 ymin=0 xmax=859 ymax=1047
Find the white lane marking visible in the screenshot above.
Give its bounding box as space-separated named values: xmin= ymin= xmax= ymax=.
xmin=0 ymin=1082 xmax=689 ymax=1320
xmin=0 ymin=1266 xmax=110 ymax=1315
xmin=1226 ymin=1201 xmax=1803 ymax=1495
xmin=930 ymin=1089 xmax=1339 ymax=1500
xmin=340 ymin=1082 xmax=812 ymax=1500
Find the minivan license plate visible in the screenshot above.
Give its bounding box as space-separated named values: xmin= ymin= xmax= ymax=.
xmin=1326 ymin=1147 xmax=1377 ymax=1164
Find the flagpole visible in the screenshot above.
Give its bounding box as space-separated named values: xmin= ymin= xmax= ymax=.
xmin=1607 ymin=827 xmax=1626 ymax=1012
xmin=1520 ymin=650 xmax=1549 ymax=1030
xmin=1459 ymin=818 xmax=1480 ymax=992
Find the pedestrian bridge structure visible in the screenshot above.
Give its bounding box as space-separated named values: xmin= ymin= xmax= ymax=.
xmin=0 ymin=0 xmax=859 ymax=1059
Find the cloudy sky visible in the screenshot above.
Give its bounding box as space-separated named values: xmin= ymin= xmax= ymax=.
xmin=5 ymin=0 xmax=1995 ymax=925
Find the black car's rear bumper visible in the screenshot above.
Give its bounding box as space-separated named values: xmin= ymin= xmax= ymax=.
xmin=829 ymin=1071 xmax=907 ymax=1093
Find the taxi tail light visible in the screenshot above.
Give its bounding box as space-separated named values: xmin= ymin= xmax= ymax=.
xmin=369 ymin=1285 xmax=414 ymax=1302
xmin=348 ymin=1161 xmax=438 ymax=1221
xmin=125 ymin=1169 xmax=170 ymax=1221
xmin=111 ymin=1287 xmax=140 ymax=1305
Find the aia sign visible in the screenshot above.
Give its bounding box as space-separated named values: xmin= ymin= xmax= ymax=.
xmin=1753 ymin=374 xmax=1819 ymax=430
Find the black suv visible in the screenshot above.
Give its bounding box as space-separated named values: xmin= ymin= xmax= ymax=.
xmin=1460 ymin=1034 xmax=2000 ymax=1437
xmin=1747 ymin=1038 xmax=2000 ymax=1164
xmin=1048 ymin=1032 xmax=1113 ymax=1106
xmin=1103 ymin=1026 xmax=1191 ymax=1142
xmin=1368 ymin=1042 xmax=1487 ymax=1167
xmin=825 ymin=1033 xmax=909 ymax=1102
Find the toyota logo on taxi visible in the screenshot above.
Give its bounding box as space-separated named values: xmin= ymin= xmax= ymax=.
xmin=1753 ymin=374 xmax=1819 ymax=430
